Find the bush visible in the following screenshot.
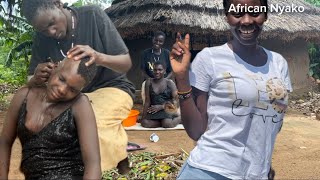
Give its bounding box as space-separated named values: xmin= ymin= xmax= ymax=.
xmin=308 ymin=43 xmax=320 ymax=80
xmin=0 ymin=57 xmax=28 ymax=109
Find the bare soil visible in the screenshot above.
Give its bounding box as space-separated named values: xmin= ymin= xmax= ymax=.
xmin=1 ymin=109 xmax=320 ymax=179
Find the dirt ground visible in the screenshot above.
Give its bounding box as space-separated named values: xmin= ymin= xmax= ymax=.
xmin=0 ymin=109 xmax=320 ymax=179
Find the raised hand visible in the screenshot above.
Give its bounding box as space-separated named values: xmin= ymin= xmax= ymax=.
xmin=67 ymin=45 xmax=99 ymax=66
xmin=169 ymin=33 xmax=191 ymax=80
xmin=33 ymin=62 xmax=56 ymax=84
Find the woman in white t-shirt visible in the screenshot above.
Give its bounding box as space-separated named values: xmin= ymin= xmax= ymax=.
xmin=170 ymin=0 xmax=292 ymax=179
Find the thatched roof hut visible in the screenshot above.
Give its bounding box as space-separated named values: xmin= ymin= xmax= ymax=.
xmin=106 ymin=0 xmax=320 ymax=44
xmin=106 ymin=0 xmax=319 ymax=94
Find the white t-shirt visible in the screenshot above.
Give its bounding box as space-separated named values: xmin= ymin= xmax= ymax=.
xmin=188 ymin=43 xmax=292 ymax=179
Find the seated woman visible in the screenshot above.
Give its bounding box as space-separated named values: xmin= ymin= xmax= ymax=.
xmin=0 ymin=58 xmax=101 ymax=179
xmin=141 ymin=61 xmax=181 ymax=128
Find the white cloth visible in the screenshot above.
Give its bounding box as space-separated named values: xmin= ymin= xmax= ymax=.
xmin=188 ymin=44 xmax=292 ymax=179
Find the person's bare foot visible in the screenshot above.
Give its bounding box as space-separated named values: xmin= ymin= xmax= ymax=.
xmin=117 ymin=157 xmax=130 ymax=175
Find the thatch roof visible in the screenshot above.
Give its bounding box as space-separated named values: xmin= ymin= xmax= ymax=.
xmin=106 ymin=0 xmax=320 ymax=44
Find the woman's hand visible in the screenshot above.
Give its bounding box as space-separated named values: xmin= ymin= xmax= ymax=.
xmin=33 ymin=62 xmax=56 ymax=84
xmin=67 ymin=45 xmax=100 ymax=66
xmin=147 ymin=105 xmax=164 ymax=114
xmin=170 ymin=33 xmax=191 ymax=80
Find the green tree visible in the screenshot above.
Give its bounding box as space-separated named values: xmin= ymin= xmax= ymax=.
xmin=0 ymin=0 xmax=33 ymax=87
xmin=308 ymin=44 xmax=320 ymax=79
xmin=305 ymin=0 xmax=320 ymax=79
xmin=305 ymin=0 xmax=320 ymax=6
xmin=0 ymin=0 xmax=115 ymax=105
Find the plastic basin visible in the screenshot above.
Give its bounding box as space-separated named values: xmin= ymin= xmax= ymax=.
xmin=122 ymin=109 xmax=140 ymax=127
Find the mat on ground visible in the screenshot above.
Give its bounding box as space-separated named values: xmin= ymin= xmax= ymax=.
xmin=124 ymin=123 xmax=184 ymax=131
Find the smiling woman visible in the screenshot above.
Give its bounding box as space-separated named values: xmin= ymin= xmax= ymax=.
xmin=170 ymin=0 xmax=292 ymax=179
xmin=141 ymin=61 xmax=181 ymax=128
xmin=0 ymin=57 xmax=101 ymax=179
xmin=45 ymin=58 xmax=96 ymax=102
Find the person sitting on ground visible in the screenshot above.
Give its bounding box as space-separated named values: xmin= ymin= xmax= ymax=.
xmin=140 ymin=31 xmax=173 ymax=104
xmin=141 ymin=61 xmax=181 ymax=128
xmin=0 ymin=57 xmax=101 ymax=179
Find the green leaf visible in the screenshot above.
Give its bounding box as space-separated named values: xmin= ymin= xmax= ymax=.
xmin=309 ymin=69 xmax=314 ymax=76
xmin=146 ymin=171 xmax=151 ymax=180
xmin=310 ymin=63 xmax=319 ymax=68
xmin=72 ymin=0 xmax=84 ymax=7
xmin=159 ymin=164 xmax=171 ymax=172
xmin=156 ymin=172 xmax=168 ymax=178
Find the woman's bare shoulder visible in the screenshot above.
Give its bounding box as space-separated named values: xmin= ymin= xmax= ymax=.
xmin=166 ymin=79 xmax=176 ymax=87
xmin=13 ymin=86 xmax=30 ymax=100
xmin=71 ymin=94 xmax=91 ymax=108
xmin=7 ymin=86 xmax=31 ymax=110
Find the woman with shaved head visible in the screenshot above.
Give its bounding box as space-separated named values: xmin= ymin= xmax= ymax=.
xmin=0 ymin=58 xmax=101 ymax=179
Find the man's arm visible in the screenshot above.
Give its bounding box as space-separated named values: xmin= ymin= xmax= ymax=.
xmin=140 ymin=50 xmax=152 ymax=79
xmin=27 ymin=62 xmax=56 ymax=87
xmin=28 ymin=33 xmax=53 ymax=86
xmin=67 ymin=7 xmax=132 ymax=73
xmin=67 ymin=45 xmax=132 ymax=73
xmin=94 ymin=52 xmax=131 ymax=73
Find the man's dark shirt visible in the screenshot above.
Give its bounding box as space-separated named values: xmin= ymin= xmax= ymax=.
xmin=29 ymin=5 xmax=135 ymax=98
xmin=140 ymin=48 xmax=172 ymax=78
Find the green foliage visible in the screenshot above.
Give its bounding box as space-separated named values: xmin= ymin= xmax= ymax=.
xmin=305 ymin=0 xmax=320 ymax=6
xmin=308 ymin=43 xmax=320 ymax=79
xmin=0 ymin=0 xmax=115 ymax=105
xmin=306 ymin=0 xmax=320 ymax=79
xmin=0 ymin=49 xmax=28 ymax=106
xmin=0 ymin=13 xmax=34 ymax=67
xmin=0 ymin=36 xmax=31 ymax=85
xmin=0 ymin=64 xmax=27 ymax=85
xmin=0 ymin=3 xmax=32 ymax=104
xmin=0 ymin=56 xmax=27 ymax=109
